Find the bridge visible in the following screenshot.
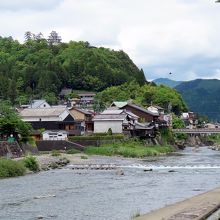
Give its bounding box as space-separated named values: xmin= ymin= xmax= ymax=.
xmin=173 ymin=128 xmax=220 ymax=134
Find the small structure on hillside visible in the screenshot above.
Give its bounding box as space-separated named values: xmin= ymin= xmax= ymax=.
xmin=20 ymin=100 xmax=51 ymax=109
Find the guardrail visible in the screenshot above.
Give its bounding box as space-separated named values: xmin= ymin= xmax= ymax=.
xmin=173 ymin=128 xmax=220 ymax=134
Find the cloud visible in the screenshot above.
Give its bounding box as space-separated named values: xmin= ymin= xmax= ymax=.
xmin=0 ymin=0 xmax=220 ymax=81
xmin=0 ymin=0 xmax=63 ymax=11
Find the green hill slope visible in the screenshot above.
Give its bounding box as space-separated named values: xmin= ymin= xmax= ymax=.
xmin=175 ymin=79 xmax=220 ymax=121
xmin=0 ymin=36 xmax=146 ymax=104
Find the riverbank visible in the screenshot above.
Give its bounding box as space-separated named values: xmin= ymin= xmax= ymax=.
xmin=135 ymin=187 xmax=220 ymax=220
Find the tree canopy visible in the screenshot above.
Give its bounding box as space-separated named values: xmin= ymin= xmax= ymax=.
xmin=0 ymin=34 xmax=146 ymax=105
xmin=0 ymin=102 xmax=32 ymax=139
xmin=94 ymin=81 xmax=188 ymax=114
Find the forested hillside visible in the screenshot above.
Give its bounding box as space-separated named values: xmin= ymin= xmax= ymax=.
xmin=175 ymin=79 xmax=220 ymax=121
xmin=95 ymin=81 xmax=188 ymax=115
xmin=0 ymin=34 xmax=145 ymax=105
xmin=153 ymin=78 xmax=183 ymax=88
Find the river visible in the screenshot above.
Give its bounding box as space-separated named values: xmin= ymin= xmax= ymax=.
xmin=1 ymin=147 xmax=220 ymax=220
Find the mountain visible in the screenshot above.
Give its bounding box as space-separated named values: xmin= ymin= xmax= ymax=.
xmin=153 ymin=78 xmax=183 ymax=88
xmin=175 ymin=79 xmax=220 ymax=121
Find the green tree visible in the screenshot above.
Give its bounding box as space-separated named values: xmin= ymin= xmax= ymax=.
xmin=0 ymin=102 xmax=32 ymax=139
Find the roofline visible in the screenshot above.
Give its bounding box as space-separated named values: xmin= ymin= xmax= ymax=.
xmin=125 ymin=104 xmax=159 ymax=116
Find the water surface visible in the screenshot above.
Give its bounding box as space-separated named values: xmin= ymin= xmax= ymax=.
xmin=1 ymin=147 xmax=220 ymax=220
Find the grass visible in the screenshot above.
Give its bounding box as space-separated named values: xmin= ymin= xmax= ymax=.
xmin=81 ymin=155 xmax=88 ymax=159
xmin=208 ymin=134 xmax=220 ymax=144
xmin=22 ymin=155 xmax=40 ymax=172
xmin=0 ymin=159 xmax=26 ymax=178
xmin=66 ymin=149 xmax=81 ymax=154
xmin=84 ymin=140 xmax=175 ymax=158
xmin=69 ymin=134 xmax=124 ymax=141
xmin=51 ymin=150 xmax=61 ymax=157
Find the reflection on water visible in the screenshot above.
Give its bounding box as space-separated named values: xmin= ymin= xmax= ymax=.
xmin=1 ymin=147 xmax=220 ymax=220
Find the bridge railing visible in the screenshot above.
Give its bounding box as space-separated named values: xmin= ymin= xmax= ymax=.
xmin=173 ymin=128 xmax=220 ymax=134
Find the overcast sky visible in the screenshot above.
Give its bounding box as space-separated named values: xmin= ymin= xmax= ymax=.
xmin=0 ymin=0 xmax=220 ymax=81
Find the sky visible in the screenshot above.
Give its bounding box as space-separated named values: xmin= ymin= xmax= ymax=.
xmin=0 ymin=0 xmax=220 ymax=81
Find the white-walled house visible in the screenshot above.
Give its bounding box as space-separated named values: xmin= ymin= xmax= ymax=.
xmin=42 ymin=130 xmax=68 ymax=140
xmin=93 ymin=109 xmax=138 ymax=133
xmin=93 ymin=114 xmax=127 ymax=133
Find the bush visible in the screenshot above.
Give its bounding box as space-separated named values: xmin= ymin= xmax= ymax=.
xmin=51 ymin=150 xmax=61 ymax=157
xmin=66 ymin=149 xmax=80 ymax=154
xmin=23 ymin=155 xmax=40 ymax=172
xmin=81 ymin=155 xmax=88 ymax=159
xmin=0 ymin=159 xmax=26 ymax=178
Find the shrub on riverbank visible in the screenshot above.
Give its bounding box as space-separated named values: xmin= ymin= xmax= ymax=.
xmin=66 ymin=149 xmax=80 ymax=154
xmin=23 ymin=155 xmax=40 ymax=172
xmin=51 ymin=150 xmax=61 ymax=156
xmin=0 ymin=159 xmax=26 ymax=178
xmin=84 ymin=140 xmax=174 ymax=158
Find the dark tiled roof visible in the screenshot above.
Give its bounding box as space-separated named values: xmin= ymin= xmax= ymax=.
xmin=126 ymin=104 xmax=159 ymax=116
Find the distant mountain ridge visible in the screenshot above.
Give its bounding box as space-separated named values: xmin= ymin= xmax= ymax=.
xmin=153 ymin=78 xmax=183 ymax=88
xmin=175 ymin=79 xmax=220 ymax=121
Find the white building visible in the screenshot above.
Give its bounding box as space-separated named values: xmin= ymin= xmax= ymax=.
xmin=42 ymin=130 xmax=68 ymax=140
xmin=93 ymin=109 xmax=138 ymax=133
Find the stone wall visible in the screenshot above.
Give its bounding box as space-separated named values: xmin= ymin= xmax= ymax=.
xmin=0 ymin=141 xmax=23 ymax=158
xmin=36 ymin=140 xmax=84 ymax=151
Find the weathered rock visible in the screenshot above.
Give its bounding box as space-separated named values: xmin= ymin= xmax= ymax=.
xmin=116 ymin=169 xmax=124 ymax=176
xmin=168 ymin=170 xmax=176 ymax=173
xmin=144 ymin=168 xmax=153 ymax=172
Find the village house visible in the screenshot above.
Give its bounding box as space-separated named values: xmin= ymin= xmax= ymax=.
xmin=69 ymin=107 xmax=94 ymax=133
xmin=181 ymin=112 xmax=198 ymax=129
xmin=111 ymin=101 xmax=159 ymax=123
xmin=20 ymin=107 xmax=84 ymax=140
xmin=147 ymin=105 xmax=172 ymax=127
xmin=78 ymin=92 xmax=96 ymax=108
xmin=93 ymin=108 xmax=156 ymax=137
xmin=93 ymin=109 xmax=138 ymax=134
xmin=42 ymin=130 xmax=68 ymax=140
xmin=20 ymin=99 xmax=51 ymax=109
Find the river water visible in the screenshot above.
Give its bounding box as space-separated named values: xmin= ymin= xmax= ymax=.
xmin=1 ymin=147 xmax=220 ymax=220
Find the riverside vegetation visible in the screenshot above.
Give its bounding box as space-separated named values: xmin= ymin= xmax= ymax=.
xmin=0 ymin=155 xmax=39 ymax=178
xmin=85 ymin=140 xmax=175 ymax=158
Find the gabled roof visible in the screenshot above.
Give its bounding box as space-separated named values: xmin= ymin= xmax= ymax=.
xmin=20 ymin=107 xmax=67 ymax=117
xmin=59 ymin=88 xmax=72 ymax=96
xmin=126 ymin=104 xmax=159 ymax=116
xmin=111 ymin=101 xmax=128 ymax=108
xmin=78 ymin=92 xmax=96 ymax=96
xmin=101 ymin=108 xmax=139 ymax=119
xmin=29 ymin=100 xmax=50 ymax=108
xmin=93 ymin=114 xmax=126 ymax=121
xmin=135 ymin=122 xmax=155 ymax=130
xmin=71 ymin=107 xmax=92 ymax=115
xmin=101 ymin=109 xmax=124 ymax=115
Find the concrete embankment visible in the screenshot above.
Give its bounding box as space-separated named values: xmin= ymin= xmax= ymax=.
xmin=135 ymin=187 xmax=220 ymax=220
